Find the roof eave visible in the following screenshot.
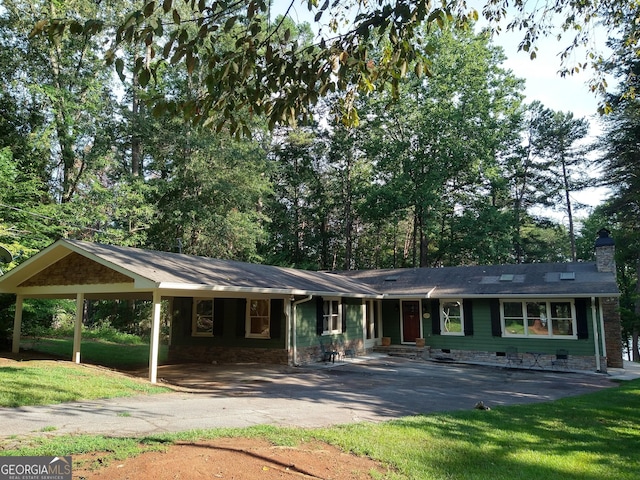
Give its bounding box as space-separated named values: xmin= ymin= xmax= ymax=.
xmin=157 ymin=282 xmax=382 ymax=299
xmin=381 ymin=291 xmax=620 ymax=299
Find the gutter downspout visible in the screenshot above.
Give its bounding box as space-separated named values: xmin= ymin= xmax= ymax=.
xmin=291 ymin=295 xmax=313 ymax=366
xmin=598 ymin=300 xmax=607 ymax=359
xmin=591 ymin=296 xmax=601 ymax=372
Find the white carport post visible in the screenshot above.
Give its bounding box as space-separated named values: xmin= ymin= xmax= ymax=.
xmin=149 ymin=290 xmax=162 ymax=383
xmin=72 ymin=293 xmax=84 ymax=364
xmin=11 ymin=294 xmax=24 ymax=353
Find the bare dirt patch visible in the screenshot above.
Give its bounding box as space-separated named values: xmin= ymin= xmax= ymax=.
xmin=73 ymin=437 xmax=389 ymax=480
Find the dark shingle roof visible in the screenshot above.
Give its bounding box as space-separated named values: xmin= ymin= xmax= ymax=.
xmin=64 ymin=240 xmax=378 ymax=296
xmin=1 ymin=239 xmax=619 ymax=298
xmin=338 ymin=262 xmax=618 ymax=297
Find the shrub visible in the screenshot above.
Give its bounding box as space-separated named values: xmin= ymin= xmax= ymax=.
xmin=0 ymin=294 xmax=15 ymax=349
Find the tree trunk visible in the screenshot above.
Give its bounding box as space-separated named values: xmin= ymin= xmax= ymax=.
xmin=131 ymin=76 xmax=141 ymax=177
xmin=634 ymin=259 xmax=640 ymax=362
xmin=48 ymin=1 xmax=76 ymax=202
xmin=561 ymin=158 xmax=577 ymax=261
xmin=343 ymin=160 xmax=353 ymax=270
xmin=131 ymin=43 xmax=152 ymax=177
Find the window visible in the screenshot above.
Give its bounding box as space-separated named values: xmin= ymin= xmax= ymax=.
xmin=323 ymin=299 xmax=342 ymax=335
xmin=502 ymin=300 xmax=575 ymax=338
xmin=440 ymin=300 xmax=464 ymax=335
xmin=246 ymin=299 xmax=270 ymax=338
xmin=193 ymin=299 xmax=214 ymax=336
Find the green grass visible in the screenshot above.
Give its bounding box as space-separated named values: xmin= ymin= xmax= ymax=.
xmin=0 ymin=362 xmax=169 ymax=407
xmin=1 ymin=374 xmax=638 ymax=480
xmin=22 ymin=337 xmax=168 ymax=369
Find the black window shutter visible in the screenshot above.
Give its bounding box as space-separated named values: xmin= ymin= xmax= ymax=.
xmin=575 ymin=298 xmax=589 ymax=339
xmin=316 ymin=297 xmax=324 ymax=335
xmin=463 ymin=299 xmax=474 ymax=336
xmin=270 ymin=299 xmax=283 ymax=339
xmin=341 ymin=301 xmax=347 ymax=333
xmin=213 ymin=299 xmax=224 ymax=337
xmin=431 ymin=299 xmax=441 ymax=335
xmin=235 ymin=298 xmax=245 ymax=337
xmin=174 ymin=297 xmax=192 ymax=337
xmin=490 ymin=299 xmax=502 ymax=337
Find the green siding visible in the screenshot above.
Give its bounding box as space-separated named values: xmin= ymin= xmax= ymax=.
xmin=294 ymin=298 xmax=363 ymax=347
xmin=343 ymin=298 xmax=363 ymax=341
xmin=423 ymin=299 xmax=599 ymax=356
xmin=382 ymin=300 xmax=401 ymax=343
xmin=294 ymin=301 xmax=320 ymax=348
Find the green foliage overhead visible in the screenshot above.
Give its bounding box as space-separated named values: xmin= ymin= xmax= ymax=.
xmin=29 ymin=0 xmax=634 ymax=131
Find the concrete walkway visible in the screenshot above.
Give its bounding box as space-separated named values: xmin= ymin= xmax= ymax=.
xmin=607 ymin=359 xmax=640 ymax=380
xmin=1 ymin=355 xmax=636 ymax=439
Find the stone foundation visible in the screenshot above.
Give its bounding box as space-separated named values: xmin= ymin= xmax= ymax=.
xmin=428 ymin=348 xmax=606 ymax=372
xmin=169 ymin=345 xmax=289 ymax=365
xmin=296 ymin=338 xmax=363 ymax=365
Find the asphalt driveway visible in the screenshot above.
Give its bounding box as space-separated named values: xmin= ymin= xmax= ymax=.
xmin=0 ymin=355 xmax=624 ymax=438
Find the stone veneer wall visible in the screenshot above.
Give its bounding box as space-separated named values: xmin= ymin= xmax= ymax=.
xmin=296 ymin=338 xmax=363 ymax=365
xmin=596 ymin=245 xmax=616 ymax=273
xmin=428 ymin=348 xmax=606 ymax=372
xmin=169 ymin=345 xmax=289 ymax=365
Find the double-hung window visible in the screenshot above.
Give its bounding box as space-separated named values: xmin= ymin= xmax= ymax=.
xmin=440 ymin=300 xmax=464 ymax=335
xmin=246 ymin=299 xmax=270 ymax=338
xmin=193 ymin=298 xmax=214 ymax=336
xmin=502 ymin=300 xmax=576 ymax=338
xmin=322 ymin=298 xmax=342 ymax=335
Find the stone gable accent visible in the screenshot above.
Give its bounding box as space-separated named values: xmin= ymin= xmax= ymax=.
xmin=20 ymin=252 xmax=133 ymax=287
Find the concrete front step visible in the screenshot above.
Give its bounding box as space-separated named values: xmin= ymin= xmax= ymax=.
xmin=373 ymin=345 xmax=427 ymax=359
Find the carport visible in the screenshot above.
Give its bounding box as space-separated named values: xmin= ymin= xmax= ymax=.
xmin=0 ymin=239 xmax=379 ymax=383
xmin=0 ymin=241 xmax=173 ymax=383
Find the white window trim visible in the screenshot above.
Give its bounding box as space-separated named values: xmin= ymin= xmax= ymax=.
xmin=192 ymin=298 xmax=214 ymax=337
xmin=322 ymin=297 xmax=343 ymax=335
xmin=500 ymin=299 xmax=577 ymax=339
xmin=245 ymin=298 xmax=271 ymax=339
xmin=440 ymin=299 xmax=465 ymax=336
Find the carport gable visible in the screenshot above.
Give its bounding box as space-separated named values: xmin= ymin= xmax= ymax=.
xmin=20 ymin=252 xmax=133 ymax=288
xmin=0 ymin=241 xmax=154 ymax=298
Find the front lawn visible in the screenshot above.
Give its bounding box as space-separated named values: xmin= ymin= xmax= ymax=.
xmin=0 ymin=360 xmax=169 ymax=407
xmin=21 ymin=337 xmax=168 ymax=369
xmin=0 ymin=369 xmax=638 ymax=479
xmin=312 ymin=379 xmax=640 ymax=479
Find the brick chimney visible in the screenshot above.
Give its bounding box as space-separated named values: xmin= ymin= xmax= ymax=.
xmin=595 ymin=228 xmax=616 ymax=273
xmin=594 ymin=228 xmax=623 ymax=368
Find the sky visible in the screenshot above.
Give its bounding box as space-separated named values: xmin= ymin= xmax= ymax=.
xmin=494 ymin=24 xmax=611 ymax=211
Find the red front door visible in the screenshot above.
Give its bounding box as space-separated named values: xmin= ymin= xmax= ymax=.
xmin=402 ymin=300 xmax=421 ymax=343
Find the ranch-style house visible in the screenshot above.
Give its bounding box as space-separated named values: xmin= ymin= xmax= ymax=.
xmin=0 ymin=229 xmax=622 ymax=383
